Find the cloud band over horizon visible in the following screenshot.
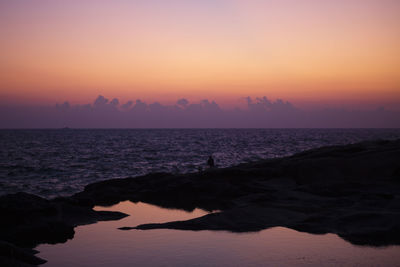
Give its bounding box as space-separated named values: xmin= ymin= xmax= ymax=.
xmin=0 ymin=95 xmax=399 ymax=128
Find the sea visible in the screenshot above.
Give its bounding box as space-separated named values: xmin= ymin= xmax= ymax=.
xmin=1 ymin=128 xmax=400 ymax=198
xmin=3 ymin=128 xmax=400 ymax=266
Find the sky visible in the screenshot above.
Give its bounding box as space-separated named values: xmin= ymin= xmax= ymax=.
xmin=1 ymin=95 xmax=399 ymax=128
xmin=0 ymin=0 xmax=399 ymax=110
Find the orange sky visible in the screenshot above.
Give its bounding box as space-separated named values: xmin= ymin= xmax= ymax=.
xmin=0 ymin=0 xmax=399 ymax=109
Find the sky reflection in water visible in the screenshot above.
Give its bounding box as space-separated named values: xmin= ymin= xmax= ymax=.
xmin=37 ymin=201 xmax=400 ymax=266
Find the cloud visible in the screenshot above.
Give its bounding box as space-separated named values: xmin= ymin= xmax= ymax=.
xmin=131 ymin=99 xmax=147 ymax=113
xmin=176 ymin=98 xmax=189 ymax=107
xmin=121 ymin=100 xmax=133 ymax=110
xmin=110 ymin=98 xmax=119 ymax=106
xmin=94 ymin=95 xmax=108 ymax=107
xmin=56 ymin=101 xmax=70 ymax=111
xmin=0 ymin=95 xmax=399 ymax=128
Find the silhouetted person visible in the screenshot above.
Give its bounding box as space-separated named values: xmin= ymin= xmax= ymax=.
xmin=207 ymin=155 xmax=215 ymax=168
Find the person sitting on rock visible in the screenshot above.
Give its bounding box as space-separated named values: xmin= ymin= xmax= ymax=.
xmin=207 ymin=155 xmax=215 ymax=168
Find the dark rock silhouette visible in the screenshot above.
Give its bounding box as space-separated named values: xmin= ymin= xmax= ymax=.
xmin=0 ymin=241 xmax=46 ymax=266
xmin=78 ymin=139 xmax=400 ymax=247
xmin=0 ymin=192 xmax=127 ymax=248
xmin=1 ymin=139 xmax=400 ymax=265
xmin=0 ymin=192 xmax=127 ymax=266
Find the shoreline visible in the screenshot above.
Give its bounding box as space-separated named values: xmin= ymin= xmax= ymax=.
xmin=1 ymin=139 xmax=400 ymax=266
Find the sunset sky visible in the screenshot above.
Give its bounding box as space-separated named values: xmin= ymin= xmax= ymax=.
xmin=1 ymin=0 xmax=399 ymax=109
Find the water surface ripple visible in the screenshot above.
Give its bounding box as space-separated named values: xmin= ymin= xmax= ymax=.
xmin=1 ymin=129 xmax=400 ymax=198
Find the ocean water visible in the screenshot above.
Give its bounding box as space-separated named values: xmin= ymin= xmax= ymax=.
xmin=1 ymin=128 xmax=400 ymax=198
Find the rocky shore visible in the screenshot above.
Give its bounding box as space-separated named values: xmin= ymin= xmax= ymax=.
xmin=1 ymin=139 xmax=400 ymax=266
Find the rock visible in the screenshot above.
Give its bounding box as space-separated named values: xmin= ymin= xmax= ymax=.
xmin=111 ymin=139 xmax=400 ymax=246
xmin=1 ymin=139 xmax=400 ymax=265
xmin=0 ymin=192 xmax=128 ymax=248
xmin=0 ymin=241 xmax=46 ymax=266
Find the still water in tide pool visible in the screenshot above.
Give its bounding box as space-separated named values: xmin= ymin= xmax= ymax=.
xmin=2 ymin=128 xmax=400 ymax=198
xmin=37 ymin=201 xmax=400 ymax=267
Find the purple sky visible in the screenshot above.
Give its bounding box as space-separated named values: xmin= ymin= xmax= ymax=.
xmin=0 ymin=96 xmax=398 ymax=128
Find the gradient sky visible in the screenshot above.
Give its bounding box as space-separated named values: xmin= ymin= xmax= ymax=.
xmin=1 ymin=0 xmax=399 ymax=109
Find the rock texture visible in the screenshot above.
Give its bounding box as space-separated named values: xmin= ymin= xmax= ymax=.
xmin=0 ymin=192 xmax=127 ymax=266
xmin=1 ymin=139 xmax=400 ymax=266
